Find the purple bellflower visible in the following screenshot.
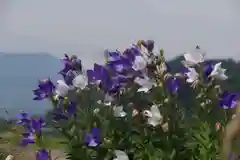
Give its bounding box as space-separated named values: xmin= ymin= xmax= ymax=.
xmin=16 ymin=111 xmax=31 ymax=126
xmin=84 ymin=128 xmax=101 ymax=147
xmin=20 ymin=132 xmax=35 ymax=146
xmin=219 ymin=91 xmax=238 ymax=109
xmin=59 ymin=54 xmax=82 ymax=78
xmin=30 ymin=117 xmax=45 ymax=133
xmin=166 ymin=76 xmax=180 ymax=94
xmin=33 ymin=78 xmax=55 ymax=100
xmin=36 ymin=149 xmax=49 ymax=160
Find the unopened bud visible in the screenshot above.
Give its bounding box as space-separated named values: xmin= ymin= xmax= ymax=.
xmin=214 ymin=85 xmax=220 ymax=89
xmin=132 ymin=109 xmax=139 ymax=117
xmin=215 ymin=122 xmax=221 ymax=131
xmin=196 ymin=93 xmax=203 ymax=99
xmin=164 ymin=98 xmax=169 ymax=103
xmin=104 ymin=138 xmax=112 ymax=144
xmin=161 ymin=122 xmax=169 ymax=132
xmin=158 ymin=82 xmax=163 ymax=87
xmin=174 ymin=73 xmax=184 ymax=79
xmin=163 ymin=73 xmax=172 ymax=81
xmin=160 ymin=49 xmax=164 ymax=57
xmin=93 ymin=108 xmax=100 ymax=114
xmin=137 ymin=40 xmax=143 ymax=49
xmin=192 ymin=80 xmax=200 ymax=88
xmin=206 ymin=99 xmax=211 ymax=105
xmin=159 ymin=62 xmax=167 ymax=74
xmin=97 ymin=100 xmax=102 ymax=104
xmin=200 ymin=102 xmax=205 ymax=107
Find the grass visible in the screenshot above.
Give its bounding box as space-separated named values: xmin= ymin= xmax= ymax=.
xmin=0 ymin=131 xmax=66 ymax=159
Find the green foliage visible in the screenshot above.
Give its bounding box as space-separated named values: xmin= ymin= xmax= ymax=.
xmin=14 ymin=44 xmax=240 ymax=159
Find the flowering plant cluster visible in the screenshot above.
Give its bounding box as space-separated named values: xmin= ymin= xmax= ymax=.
xmin=15 ymin=40 xmax=239 ymax=159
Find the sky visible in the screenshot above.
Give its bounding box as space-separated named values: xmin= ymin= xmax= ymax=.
xmin=0 ymin=0 xmax=240 ymax=65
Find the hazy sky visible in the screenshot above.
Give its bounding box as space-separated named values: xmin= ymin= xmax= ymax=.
xmin=0 ymin=0 xmax=240 ymax=65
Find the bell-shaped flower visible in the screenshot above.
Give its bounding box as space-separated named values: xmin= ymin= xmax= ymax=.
xmin=185 ymin=68 xmax=199 ymax=83
xmin=33 ymin=78 xmax=55 ymax=100
xmin=134 ymin=76 xmax=155 ymax=93
xmin=20 ymin=132 xmax=35 ymax=146
xmin=113 ymin=150 xmax=129 ymax=160
xmin=122 ymin=44 xmax=141 ymax=63
xmin=55 ymin=80 xmax=69 ymax=98
xmin=113 ymin=105 xmax=127 ymax=118
xmin=36 ymin=149 xmax=49 ymax=160
xmin=132 ymin=55 xmax=147 ymax=71
xmin=139 ymin=40 xmax=155 ymax=53
xmin=64 ymin=70 xmax=78 ymax=85
xmin=143 ymin=105 xmax=163 ymax=127
xmin=219 ymin=91 xmax=237 ymax=109
xmin=71 ymin=56 xmax=83 ymax=71
xmin=104 ymin=50 xmax=122 ymax=63
xmin=72 ymin=74 xmax=88 ymax=90
xmin=166 ymin=76 xmax=180 ymax=94
xmin=182 ymin=49 xmax=205 ymax=67
xmin=59 ymin=54 xmax=73 ymax=77
xmin=84 ymin=128 xmax=101 ymax=147
xmin=203 ymin=61 xmax=214 ymax=80
xmin=31 ymin=117 xmax=45 ymax=133
xmin=209 ymin=62 xmax=228 ymax=80
xmin=16 ymin=111 xmax=31 ymax=126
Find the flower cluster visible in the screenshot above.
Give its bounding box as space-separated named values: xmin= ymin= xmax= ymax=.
xmin=16 ymin=111 xmax=48 ymax=160
xmin=15 ymin=40 xmax=239 ymax=159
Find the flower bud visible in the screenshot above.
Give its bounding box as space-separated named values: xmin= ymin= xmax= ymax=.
xmin=97 ymin=100 xmax=102 ymax=104
xmin=137 ymin=40 xmax=143 ymax=48
xmin=206 ymin=99 xmax=211 ymax=105
xmin=164 ymin=98 xmax=169 ymax=103
xmin=156 ymin=62 xmax=168 ymax=75
xmin=163 ymin=73 xmax=172 ymax=81
xmin=160 ymin=49 xmax=164 ymax=57
xmin=174 ymin=73 xmax=184 ymax=79
xmin=158 ymin=82 xmax=163 ymax=87
xmin=214 ymin=85 xmax=220 ymax=89
xmin=192 ymin=80 xmax=200 ymax=88
xmin=214 ymin=85 xmax=222 ymax=93
xmin=132 ymin=109 xmax=139 ymax=117
xmin=200 ymin=102 xmax=206 ymax=107
xmin=196 ymin=93 xmax=203 ymax=99
xmin=93 ymin=108 xmax=100 ymax=114
xmin=104 ymin=138 xmax=112 ymax=145
xmin=161 ymin=122 xmax=169 ymax=132
xmin=63 ymin=97 xmax=69 ymax=105
xmin=215 ymin=122 xmax=221 ymax=131
xmin=142 ymin=110 xmax=152 ymax=118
